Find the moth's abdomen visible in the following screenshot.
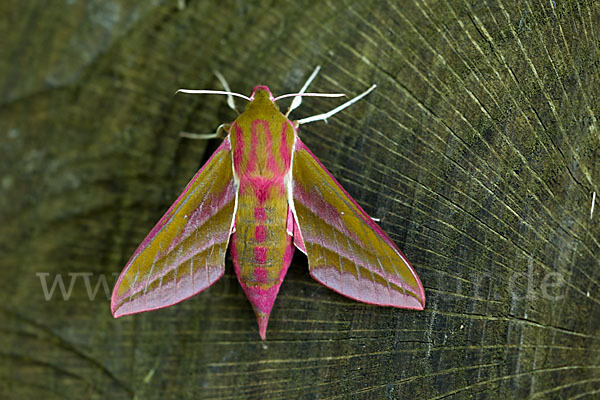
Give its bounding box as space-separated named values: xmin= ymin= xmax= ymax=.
xmin=230 ymin=184 xmax=294 ymax=324
xmin=232 ymin=195 xmax=290 ymax=287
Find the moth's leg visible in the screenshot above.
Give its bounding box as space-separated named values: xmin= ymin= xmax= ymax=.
xmin=296 ymin=84 xmax=377 ymax=125
xmin=285 ymin=65 xmax=321 ymax=118
xmin=180 ymin=123 xmax=229 ymax=140
xmin=213 ymin=71 xmax=238 ymax=114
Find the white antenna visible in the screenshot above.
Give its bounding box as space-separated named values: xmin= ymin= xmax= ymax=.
xmin=296 ymin=84 xmax=377 ymax=125
xmin=275 ymin=92 xmax=346 ymax=102
xmin=175 ymin=89 xmax=251 ymax=102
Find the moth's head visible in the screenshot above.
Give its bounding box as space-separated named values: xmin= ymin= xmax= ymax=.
xmin=249 ymin=86 xmax=275 ymax=102
xmin=245 ymin=86 xmax=279 ymax=112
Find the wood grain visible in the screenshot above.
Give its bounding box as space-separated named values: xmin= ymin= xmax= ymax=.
xmin=1 ymin=0 xmax=598 ymax=398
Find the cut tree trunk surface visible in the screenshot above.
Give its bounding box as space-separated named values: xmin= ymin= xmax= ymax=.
xmin=1 ymin=1 xmax=599 ymax=399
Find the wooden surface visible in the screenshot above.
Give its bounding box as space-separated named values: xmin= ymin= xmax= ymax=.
xmin=1 ymin=1 xmax=599 ymax=398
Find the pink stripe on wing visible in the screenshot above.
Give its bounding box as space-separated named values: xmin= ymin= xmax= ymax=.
xmin=117 ymin=230 xmax=231 ymax=303
xmin=310 ymin=267 xmax=424 ymax=309
xmin=160 ymin=180 xmax=235 ymax=257
xmin=292 ymin=179 xmax=363 ymax=245
xmin=115 ymin=265 xmax=224 ymax=317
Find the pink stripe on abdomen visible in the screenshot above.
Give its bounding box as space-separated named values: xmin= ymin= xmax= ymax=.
xmin=255 ymin=225 xmax=267 ymax=242
xmin=254 ymin=246 xmax=268 ymax=264
xmin=254 ymin=207 xmax=267 ymax=221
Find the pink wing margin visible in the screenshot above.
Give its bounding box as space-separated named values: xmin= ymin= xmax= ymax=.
xmin=111 ymin=137 xmax=237 ymax=317
xmin=291 ymin=138 xmax=425 ymax=309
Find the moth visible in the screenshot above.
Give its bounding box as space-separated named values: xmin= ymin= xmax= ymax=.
xmin=111 ymin=67 xmax=425 ymax=339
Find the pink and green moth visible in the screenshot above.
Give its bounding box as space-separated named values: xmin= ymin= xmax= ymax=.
xmin=111 ymin=66 xmax=425 ymax=339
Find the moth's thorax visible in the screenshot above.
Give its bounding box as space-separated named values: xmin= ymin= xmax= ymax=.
xmin=229 ymin=87 xmax=295 ymax=181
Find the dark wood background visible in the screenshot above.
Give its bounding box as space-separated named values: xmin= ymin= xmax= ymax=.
xmin=1 ymin=1 xmax=599 ymax=398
